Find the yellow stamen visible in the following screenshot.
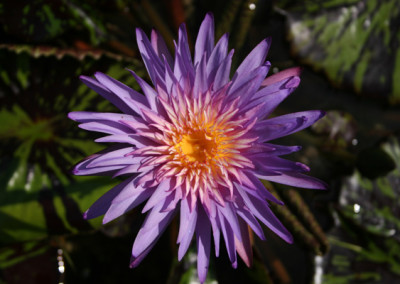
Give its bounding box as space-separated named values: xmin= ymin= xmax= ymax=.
xmin=176 ymin=131 xmax=217 ymax=163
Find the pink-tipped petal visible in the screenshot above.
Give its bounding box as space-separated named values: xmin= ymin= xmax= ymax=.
xmin=235 ymin=219 xmax=253 ymax=267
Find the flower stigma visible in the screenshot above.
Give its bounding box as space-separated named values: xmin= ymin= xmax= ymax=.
xmin=176 ymin=131 xmax=217 ymax=163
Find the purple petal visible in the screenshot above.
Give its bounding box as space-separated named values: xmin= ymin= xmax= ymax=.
xmin=253 ymin=110 xmax=326 ymax=142
xmin=212 ymin=50 xmax=233 ymax=91
xmin=177 ymin=198 xmax=198 ymax=260
xmin=111 ymin=176 xmax=149 ymax=204
xmin=252 ymin=156 xmax=310 ymax=173
xmin=129 ymin=241 xmax=156 ymax=269
xmin=79 ymin=75 xmax=135 ymax=114
xmin=256 ymin=172 xmax=328 ymax=190
xmin=78 ymin=121 xmax=132 ymax=135
xmin=235 ymin=207 xmax=265 ymax=240
xmin=218 ymin=211 xmax=237 ymax=267
xmin=95 ymin=134 xmax=152 ymax=147
xmin=73 ymin=157 xmax=125 ymax=176
xmin=142 ymin=179 xmax=172 ymax=213
xmin=68 ymin=111 xmax=139 ymax=123
xmin=160 ymin=190 xmax=181 ymax=212
xmin=217 ymin=202 xmax=242 ymax=243
xmin=196 ymin=206 xmax=211 ymax=283
xmin=112 ymin=163 xmax=153 ymax=178
xmin=192 ymin=54 xmax=208 ymax=98
xmin=131 ymin=202 xmax=176 ymax=267
xmin=136 ymin=28 xmax=166 ymax=88
xmin=208 ymin=208 xmax=221 ymax=257
xmin=235 ymin=184 xmax=293 ymax=243
xmin=233 ymin=37 xmax=271 ymax=80
xmin=127 ymin=69 xmax=158 ymax=111
xmin=245 ymin=144 xmax=302 ymax=157
xmin=103 ymin=183 xmax=153 ymax=224
xmin=207 ymin=33 xmax=228 ymax=84
xmin=228 ymin=64 xmax=270 ymax=105
xmin=240 ymin=171 xmax=284 ymax=205
xmin=69 ymin=111 xmax=138 ymax=136
xmin=151 ymin=29 xmax=173 ymax=67
xmin=194 ymin=13 xmax=214 ymax=65
xmin=83 ymin=176 xmax=135 ymax=220
xmin=163 ymin=56 xmax=179 ymax=95
xmin=244 ymin=76 xmax=300 ymax=119
xmin=261 ymin=67 xmax=302 ymax=87
xmin=94 ymin=72 xmax=149 ymax=113
xmin=235 ymin=219 xmax=253 ymax=267
xmin=86 ymin=147 xmax=136 ymax=168
xmin=174 ymin=23 xmax=194 ymax=86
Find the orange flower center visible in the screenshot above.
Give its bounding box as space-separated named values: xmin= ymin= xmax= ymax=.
xmin=177 ymin=131 xmax=217 ymax=163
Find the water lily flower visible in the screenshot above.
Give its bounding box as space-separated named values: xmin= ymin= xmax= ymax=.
xmin=69 ymin=13 xmax=326 ymax=283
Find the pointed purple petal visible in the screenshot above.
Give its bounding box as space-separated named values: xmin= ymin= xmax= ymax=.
xmin=253 ymin=110 xmax=326 ymax=142
xmin=192 ymin=54 xmax=208 ymax=98
xmin=136 ymin=28 xmax=166 ymax=88
xmin=245 ymin=144 xmax=302 ymax=157
xmin=261 ymin=67 xmax=302 ymax=87
xmin=95 ymin=134 xmax=152 ymax=147
xmin=129 ymin=241 xmax=156 ymax=268
xmin=131 ymin=202 xmax=176 ymax=266
xmin=244 ymin=75 xmax=300 ymax=119
xmin=110 ymin=176 xmax=149 ymax=204
xmin=228 ymin=64 xmax=270 ymax=105
xmin=103 ymin=184 xmax=154 ymax=224
xmin=217 ymin=202 xmax=242 ymax=243
xmin=252 ymin=156 xmax=310 ymax=173
xmin=196 ymin=206 xmax=211 ymax=283
xmin=217 ymin=210 xmax=237 ymax=266
xmin=174 ymin=23 xmax=194 ymax=86
xmin=235 ymin=218 xmax=253 ymax=267
xmin=68 ymin=111 xmax=139 ymax=123
xmin=79 ymin=75 xmax=135 ymax=114
xmin=94 ymin=72 xmax=149 ymax=114
xmin=235 ymin=206 xmax=265 ymax=240
xmin=86 ymin=147 xmax=136 ymax=168
xmin=233 ymin=38 xmax=271 ymax=79
xmin=235 ymin=184 xmax=293 ymax=243
xmin=256 ymin=172 xmax=328 ymax=190
xmin=83 ymin=176 xmax=135 ymax=220
xmin=194 ymin=13 xmax=214 ymax=65
xmin=177 ymin=199 xmax=198 ymax=260
xmin=142 ymin=179 xmax=171 ymax=213
xmin=212 ymin=50 xmax=233 ymax=91
xmin=240 ymin=171 xmax=284 ymax=205
xmin=206 ymin=33 xmax=228 ymax=83
xmin=151 ymin=29 xmax=173 ymax=67
xmin=127 ymin=69 xmax=158 ymax=111
xmin=73 ymin=157 xmax=125 ymax=176
xmin=78 ymin=121 xmax=132 ymax=135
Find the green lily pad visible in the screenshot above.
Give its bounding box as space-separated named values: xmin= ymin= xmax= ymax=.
xmin=0 ymin=46 xmax=144 ymax=245
xmin=339 ymin=136 xmax=400 ymax=238
xmin=277 ymin=0 xmax=400 ymax=104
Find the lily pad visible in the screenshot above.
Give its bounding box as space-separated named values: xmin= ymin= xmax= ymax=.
xmin=0 ymin=46 xmax=144 ymax=245
xmin=339 ymin=136 xmax=400 ymax=238
xmin=277 ymin=0 xmax=400 ymax=103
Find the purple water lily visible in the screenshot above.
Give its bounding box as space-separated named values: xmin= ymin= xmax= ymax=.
xmin=69 ymin=13 xmax=326 ymax=283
